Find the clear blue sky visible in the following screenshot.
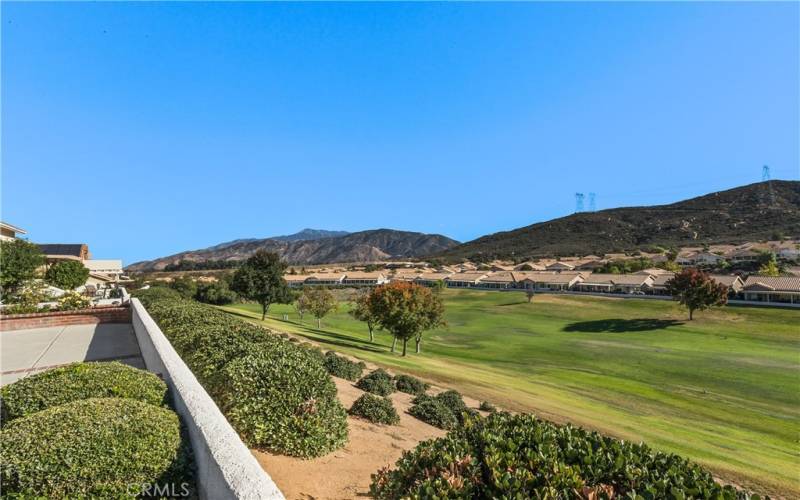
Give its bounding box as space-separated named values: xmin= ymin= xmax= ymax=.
xmin=2 ymin=2 xmax=798 ymax=265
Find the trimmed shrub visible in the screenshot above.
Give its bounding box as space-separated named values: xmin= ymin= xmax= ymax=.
xmin=349 ymin=393 xmax=400 ymax=425
xmin=0 ymin=398 xmax=192 ymax=498
xmin=408 ymin=399 xmax=458 ymax=430
xmin=0 ymin=362 xmax=168 ymax=423
xmin=394 ymin=374 xmax=429 ymax=395
xmin=356 ymin=369 xmax=396 ymax=396
xmin=56 ymin=291 xmax=91 ymax=311
xmin=217 ymin=342 xmax=348 ymax=458
xmin=324 ymin=351 xmax=366 ymax=381
xmin=136 ymin=292 xmax=348 ymax=459
xmin=435 ymin=389 xmax=471 ymax=423
xmin=479 ymin=400 xmax=497 ymax=412
xmin=372 ymin=412 xmax=753 ymax=499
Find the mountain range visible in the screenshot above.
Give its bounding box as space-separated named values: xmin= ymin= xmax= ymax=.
xmin=127 ymin=181 xmax=799 ymax=272
xmin=125 ymin=229 xmax=459 ymax=271
xmin=438 ymin=180 xmax=800 ymax=261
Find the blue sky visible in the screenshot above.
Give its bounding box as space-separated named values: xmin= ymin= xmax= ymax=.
xmin=2 ymin=2 xmax=798 ymax=265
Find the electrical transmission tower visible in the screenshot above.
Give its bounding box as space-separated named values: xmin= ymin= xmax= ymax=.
xmin=575 ymin=193 xmax=585 ymax=212
xmin=762 ymin=165 xmax=771 ymax=181
xmin=588 ymin=192 xmax=596 ymax=212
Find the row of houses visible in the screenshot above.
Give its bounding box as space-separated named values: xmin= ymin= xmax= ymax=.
xmin=284 ymin=269 xmax=800 ymax=305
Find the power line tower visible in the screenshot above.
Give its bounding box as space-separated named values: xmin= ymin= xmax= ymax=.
xmin=588 ymin=192 xmax=596 ymax=212
xmin=762 ymin=165 xmax=771 ymax=182
xmin=575 ymin=193 xmax=585 ymax=212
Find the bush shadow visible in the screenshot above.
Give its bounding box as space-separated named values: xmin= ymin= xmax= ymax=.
xmin=563 ymin=318 xmax=684 ymax=333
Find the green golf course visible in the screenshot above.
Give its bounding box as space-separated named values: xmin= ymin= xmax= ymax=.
xmin=220 ymin=290 xmax=799 ymax=496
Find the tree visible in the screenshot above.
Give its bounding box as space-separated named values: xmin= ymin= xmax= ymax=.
xmin=665 ymin=268 xmax=728 ymax=320
xmin=757 ymin=252 xmax=780 ymax=277
xmin=195 ymin=280 xmax=237 ymax=305
xmin=302 ymin=287 xmax=338 ymax=329
xmin=44 ymin=260 xmax=90 ymax=290
xmin=368 ymin=282 xmax=445 ymax=356
xmin=0 ymin=240 xmax=45 ymax=299
xmin=350 ymin=289 xmax=379 ymax=342
xmin=168 ymin=275 xmax=197 ymax=299
xmin=231 ymin=250 xmax=291 ymax=320
xmin=294 ymin=292 xmax=309 ymax=322
xmin=525 ymin=289 xmax=535 ymax=303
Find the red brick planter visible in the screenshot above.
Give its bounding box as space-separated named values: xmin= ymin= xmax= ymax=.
xmin=0 ymin=306 xmax=131 ymax=332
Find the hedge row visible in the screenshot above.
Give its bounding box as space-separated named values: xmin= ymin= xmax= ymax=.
xmin=135 ymin=288 xmax=348 ymax=458
xmin=1 ymin=362 xmax=169 ymax=423
xmin=371 ymin=412 xmax=760 ymax=499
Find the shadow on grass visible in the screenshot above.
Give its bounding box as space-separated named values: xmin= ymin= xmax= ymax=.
xmin=222 ymin=308 xmax=385 ymax=353
xmin=563 ymin=318 xmax=684 ymax=333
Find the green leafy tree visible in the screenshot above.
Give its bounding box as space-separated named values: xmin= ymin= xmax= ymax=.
xmin=167 ymin=276 xmax=198 ymax=299
xmin=369 ymin=282 xmax=445 ymax=356
xmin=44 ymin=260 xmax=90 ymax=291
xmin=195 ymin=280 xmax=237 ymax=305
xmin=231 ymin=250 xmax=291 ymax=320
xmin=0 ymin=240 xmax=46 ymax=299
xmin=757 ymin=252 xmax=780 ymax=277
xmin=665 ymin=269 xmax=728 ymax=320
xmin=302 ymin=287 xmax=338 ymax=329
xmin=294 ymin=292 xmax=309 ymax=322
xmin=350 ymin=289 xmax=379 ymax=342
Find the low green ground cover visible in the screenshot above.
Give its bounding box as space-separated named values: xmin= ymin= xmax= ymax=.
xmin=222 ymin=290 xmax=799 ymax=496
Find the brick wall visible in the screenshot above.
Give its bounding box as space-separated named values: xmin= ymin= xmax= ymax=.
xmin=0 ymin=306 xmax=131 ymax=331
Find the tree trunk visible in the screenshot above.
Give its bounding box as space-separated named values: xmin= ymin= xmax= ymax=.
xmin=391 ymin=336 xmax=397 ymax=353
xmin=415 ymin=337 xmax=421 ymax=354
xmin=368 ymin=326 xmax=374 ymax=343
xmin=402 ymin=338 xmax=408 ymax=356
xmin=689 ymin=308 xmax=694 ymax=320
xmin=261 ymin=302 xmax=268 ymax=320
xmin=317 ymin=318 xmax=322 ymax=329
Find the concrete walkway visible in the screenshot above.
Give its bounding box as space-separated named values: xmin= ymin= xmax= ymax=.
xmin=1 ymin=323 xmax=144 ymax=386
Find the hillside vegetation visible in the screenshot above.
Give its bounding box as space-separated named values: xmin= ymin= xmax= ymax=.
xmin=438 ymin=180 xmax=800 ymax=261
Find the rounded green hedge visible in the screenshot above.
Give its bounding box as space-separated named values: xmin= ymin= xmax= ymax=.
xmin=0 ymin=362 xmax=168 ymax=424
xmin=218 ymin=342 xmax=348 ymax=458
xmin=434 ymin=390 xmax=472 ymax=423
xmin=394 ymin=374 xmax=429 ymax=396
xmin=356 ymin=369 xmax=395 ymax=396
xmin=408 ymin=399 xmax=458 ymax=430
xmin=372 ymin=412 xmax=752 ymax=499
xmin=350 ymin=393 xmax=400 ymax=425
xmin=0 ymin=398 xmax=192 ymax=498
xmin=324 ymin=351 xmax=366 ymax=381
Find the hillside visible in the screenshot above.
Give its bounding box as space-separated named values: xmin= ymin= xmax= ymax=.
xmin=438 ymin=180 xmax=800 ymax=261
xmin=126 ymin=229 xmax=458 ymax=271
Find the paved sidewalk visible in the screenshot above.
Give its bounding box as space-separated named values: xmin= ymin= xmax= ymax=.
xmin=1 ymin=323 xmax=144 ymax=386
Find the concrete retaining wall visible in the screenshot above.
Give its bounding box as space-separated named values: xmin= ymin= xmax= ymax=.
xmin=0 ymin=306 xmax=132 ymax=331
xmin=131 ymin=299 xmax=284 ymax=500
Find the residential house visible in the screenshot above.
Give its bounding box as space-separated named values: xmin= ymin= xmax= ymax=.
xmin=680 ymin=251 xmax=725 ymax=266
xmin=37 ymin=243 xmax=91 ymax=262
xmin=774 ymin=242 xmax=800 ymax=261
xmin=445 ymin=272 xmax=488 ymax=288
xmin=414 ymin=272 xmax=453 ymax=286
xmin=742 ymin=276 xmax=800 ymax=304
xmin=645 ymin=273 xmax=677 ymax=295
xmin=634 ymin=268 xmax=674 ymax=277
xmin=513 ymin=261 xmax=547 ymax=271
xmin=477 ymin=272 xmax=517 ymax=289
xmin=283 ymin=274 xmax=310 ymax=288
xmin=726 ymin=247 xmax=761 ymax=264
xmin=709 ymin=275 xmax=744 ymax=296
xmin=391 ymin=270 xmax=423 ymax=282
xmin=304 ymin=273 xmax=346 ymax=286
xmin=575 ymin=274 xmax=654 ymax=294
xmin=342 ymin=271 xmax=389 ymax=286
xmin=519 ymin=272 xmax=583 ymax=291
xmin=0 ymin=221 xmax=26 ymax=242
xmin=575 ymin=260 xmax=607 ymax=271
xmin=546 ymin=261 xmax=575 ymax=272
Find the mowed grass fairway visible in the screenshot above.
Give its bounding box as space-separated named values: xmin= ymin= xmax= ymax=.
xmin=221 ymin=291 xmax=799 ymax=496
